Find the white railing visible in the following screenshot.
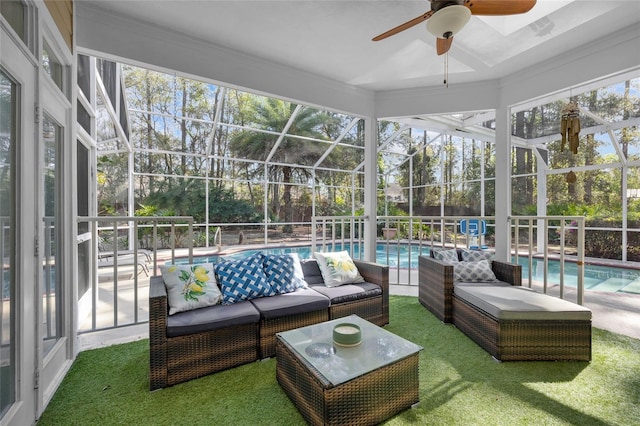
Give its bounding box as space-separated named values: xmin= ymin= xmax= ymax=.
xmin=76 ymin=214 xmax=587 ymax=337
xmin=312 ymin=215 xmax=586 ymax=304
xmin=510 ymin=216 xmax=586 ymax=305
xmin=76 ymin=216 xmax=194 ymax=333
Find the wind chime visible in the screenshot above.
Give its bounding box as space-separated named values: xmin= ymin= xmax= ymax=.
xmin=561 ymin=101 xmax=580 ymax=184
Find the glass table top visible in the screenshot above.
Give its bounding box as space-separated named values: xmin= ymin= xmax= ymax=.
xmin=277 ymin=315 xmax=423 ymax=386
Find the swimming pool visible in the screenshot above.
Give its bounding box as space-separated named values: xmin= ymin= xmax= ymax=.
xmin=186 ymin=243 xmax=640 ymax=294
xmin=192 ymin=243 xmax=430 ymax=268
xmin=518 ymin=257 xmax=640 ymax=294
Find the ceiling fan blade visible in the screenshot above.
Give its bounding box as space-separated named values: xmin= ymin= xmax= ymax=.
xmin=465 ymin=0 xmax=537 ymax=15
xmin=372 ymin=11 xmax=434 ymax=41
xmin=436 ymin=37 xmax=453 ymax=56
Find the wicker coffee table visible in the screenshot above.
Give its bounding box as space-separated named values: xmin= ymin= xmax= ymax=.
xmin=276 ymin=315 xmax=422 ymax=425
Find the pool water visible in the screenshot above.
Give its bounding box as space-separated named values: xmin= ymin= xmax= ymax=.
xmin=195 ymin=243 xmax=430 ymax=268
xmin=186 ymin=243 xmax=640 ymax=294
xmin=518 ymin=257 xmax=640 ymax=294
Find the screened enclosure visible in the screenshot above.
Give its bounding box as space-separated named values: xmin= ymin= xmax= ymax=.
xmin=86 ymin=56 xmax=639 ymax=260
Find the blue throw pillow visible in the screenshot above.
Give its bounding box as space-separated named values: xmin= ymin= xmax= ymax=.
xmin=215 ymin=253 xmax=275 ymax=304
xmin=263 ymin=253 xmax=308 ymax=294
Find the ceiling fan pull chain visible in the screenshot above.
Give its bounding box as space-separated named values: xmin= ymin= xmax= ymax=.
xmin=444 ymin=52 xmax=448 ymax=87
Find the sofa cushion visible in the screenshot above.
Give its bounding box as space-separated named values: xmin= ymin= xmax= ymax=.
xmin=263 ymin=253 xmax=308 ymax=294
xmin=454 ymin=285 xmax=592 ymax=321
xmin=160 ymin=263 xmax=222 ymax=315
xmin=453 ymin=260 xmax=499 ymax=283
xmin=310 ymin=282 xmax=382 ymax=304
xmin=313 ymin=250 xmax=365 ymax=287
xmin=166 ymin=300 xmax=260 ymax=338
xmin=250 ymin=288 xmax=330 ymax=320
xmin=215 ymin=253 xmax=276 ymax=305
xmin=300 ymin=259 xmax=325 ymax=285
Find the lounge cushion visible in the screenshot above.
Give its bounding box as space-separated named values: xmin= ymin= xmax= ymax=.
xmin=250 ymin=288 xmax=330 ymax=320
xmin=454 ymin=281 xmax=510 ymax=289
xmin=215 ymin=253 xmax=276 ymax=304
xmin=166 ymin=300 xmax=260 ymax=338
xmin=454 ymin=285 xmax=592 ymax=321
xmin=310 ymin=282 xmax=382 ymax=304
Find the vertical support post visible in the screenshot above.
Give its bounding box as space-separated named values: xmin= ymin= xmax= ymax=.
xmin=621 ymin=164 xmax=628 ymax=261
xmin=559 ymin=220 xmax=565 ymax=299
xmin=537 ymin=160 xmax=547 ymax=251
xmin=264 ymin=165 xmax=269 ymax=244
xmin=577 ymin=217 xmax=585 ymax=305
xmin=188 ymin=219 xmax=194 ymax=264
xmin=133 ymin=220 xmax=138 ymax=323
xmin=363 ymin=116 xmax=377 ymax=263
xmin=494 ymin=105 xmax=511 ymax=261
xmin=91 ymin=220 xmax=98 ymax=330
xmin=112 ymin=220 xmax=118 ymax=327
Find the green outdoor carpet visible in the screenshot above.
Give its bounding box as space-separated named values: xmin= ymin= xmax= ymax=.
xmin=38 ymin=296 xmax=640 ymax=425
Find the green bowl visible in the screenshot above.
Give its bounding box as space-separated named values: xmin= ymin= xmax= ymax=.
xmin=333 ymin=323 xmax=362 ymax=347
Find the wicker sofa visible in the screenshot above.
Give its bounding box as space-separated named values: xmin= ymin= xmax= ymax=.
xmin=149 ymin=258 xmax=389 ymax=390
xmin=419 ymin=250 xmax=592 ymax=361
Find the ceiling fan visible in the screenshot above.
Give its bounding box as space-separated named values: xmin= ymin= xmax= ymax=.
xmin=373 ymin=0 xmax=537 ymax=55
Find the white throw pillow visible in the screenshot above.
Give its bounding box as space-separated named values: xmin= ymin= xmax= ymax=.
xmin=460 ymin=249 xmax=494 ymax=262
xmin=313 ymin=250 xmax=365 ymax=287
xmin=161 ymin=263 xmax=222 ymax=315
xmin=453 ymin=260 xmax=499 ymax=283
xmin=433 ymin=248 xmax=460 ymax=263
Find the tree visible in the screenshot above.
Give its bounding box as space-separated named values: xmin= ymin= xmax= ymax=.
xmin=230 ymin=99 xmax=338 ymax=232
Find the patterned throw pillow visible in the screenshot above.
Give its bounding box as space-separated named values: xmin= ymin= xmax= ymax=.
xmin=460 ymin=249 xmax=494 ymax=262
xmin=453 ymin=260 xmax=499 ymax=283
xmin=313 ymin=251 xmax=365 ymax=287
xmin=433 ymin=248 xmax=460 ymax=263
xmin=215 ymin=253 xmax=275 ymax=304
xmin=161 ymin=263 xmax=222 ymax=315
xmin=263 ymin=253 xmax=308 ymax=294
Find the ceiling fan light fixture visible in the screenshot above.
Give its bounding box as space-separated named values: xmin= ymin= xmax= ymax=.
xmin=426 ymin=5 xmax=471 ymax=39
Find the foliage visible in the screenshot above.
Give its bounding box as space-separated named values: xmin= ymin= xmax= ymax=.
xmin=141 ymin=182 xmax=260 ymax=224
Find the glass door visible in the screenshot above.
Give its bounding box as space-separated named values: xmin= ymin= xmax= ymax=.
xmin=37 ymin=31 xmax=73 ymax=419
xmin=0 ymin=22 xmax=38 ymax=425
xmin=41 ymin=114 xmax=62 ymax=355
xmin=0 ymin=65 xmax=17 ymax=422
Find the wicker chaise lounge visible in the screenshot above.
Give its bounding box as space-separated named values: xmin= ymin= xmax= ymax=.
xmin=418 ymin=253 xmax=521 ymax=323
xmin=419 ymin=252 xmax=592 ymax=361
xmin=452 ymin=284 xmax=592 ymax=361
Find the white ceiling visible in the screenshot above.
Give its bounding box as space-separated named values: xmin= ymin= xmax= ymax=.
xmin=78 ymin=0 xmax=640 ymax=92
